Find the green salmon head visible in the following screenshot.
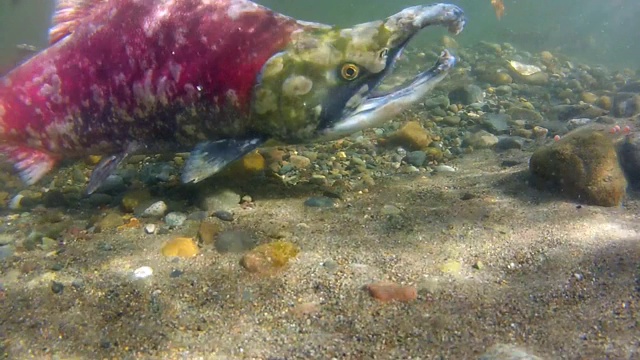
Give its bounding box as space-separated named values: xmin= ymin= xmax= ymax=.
xmin=251 ymin=3 xmax=465 ymax=143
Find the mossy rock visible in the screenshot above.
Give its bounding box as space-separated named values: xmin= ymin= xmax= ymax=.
xmin=529 ymin=128 xmax=627 ymax=207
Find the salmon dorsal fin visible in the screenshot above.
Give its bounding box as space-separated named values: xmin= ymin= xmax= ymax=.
xmin=49 ymin=0 xmax=107 ymax=44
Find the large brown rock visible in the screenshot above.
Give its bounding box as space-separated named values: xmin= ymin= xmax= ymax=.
xmin=529 ymin=128 xmax=627 ymax=207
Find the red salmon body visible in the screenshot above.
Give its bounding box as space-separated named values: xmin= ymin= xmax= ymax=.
xmin=0 ymin=0 xmax=299 ymax=183
xmin=0 ymin=1 xmax=466 ymax=190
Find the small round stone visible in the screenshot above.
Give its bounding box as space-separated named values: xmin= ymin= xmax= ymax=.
xmin=133 ymin=266 xmax=153 ymax=279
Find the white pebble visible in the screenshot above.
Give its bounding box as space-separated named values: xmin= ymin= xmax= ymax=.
xmin=133 ymin=266 xmax=153 ymax=279
xmin=142 ymin=201 xmax=167 ymax=217
xmin=434 ymin=164 xmax=457 ymax=173
xmin=144 ymin=224 xmax=157 ymax=234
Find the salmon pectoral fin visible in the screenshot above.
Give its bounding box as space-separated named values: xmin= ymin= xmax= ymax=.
xmin=0 ymin=145 xmax=58 ymax=185
xmin=181 ymin=137 xmax=266 ymax=184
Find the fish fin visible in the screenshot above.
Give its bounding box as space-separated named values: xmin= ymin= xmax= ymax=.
xmin=49 ymin=0 xmax=107 ymax=44
xmin=0 ymin=145 xmax=58 ymax=185
xmin=181 ymin=138 xmax=266 ymax=184
xmin=85 ymin=153 xmax=127 ymax=195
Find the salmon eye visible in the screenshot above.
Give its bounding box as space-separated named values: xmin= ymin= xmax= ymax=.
xmin=340 ymin=63 xmax=360 ymax=81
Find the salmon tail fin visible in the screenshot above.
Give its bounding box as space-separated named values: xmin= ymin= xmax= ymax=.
xmin=0 ymin=145 xmax=58 ymax=185
xmin=50 ymin=0 xmax=108 ymax=44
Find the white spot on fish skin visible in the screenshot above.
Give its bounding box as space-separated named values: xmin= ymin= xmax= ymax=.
xmin=169 ymin=61 xmax=182 ymax=83
xmin=114 ymin=72 xmax=127 ymax=86
xmin=39 ymin=84 xmax=54 ymax=97
xmin=91 ymin=84 xmax=105 ymax=107
xmin=282 ymin=75 xmax=313 ymax=97
xmin=225 ymin=90 xmax=240 ymax=107
xmin=227 ymin=1 xmax=260 ymax=20
xmin=51 ymin=94 xmax=63 ymax=105
xmin=156 ymin=76 xmax=170 ymax=105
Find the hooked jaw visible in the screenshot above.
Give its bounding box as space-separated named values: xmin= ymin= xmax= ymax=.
xmin=319 ymin=50 xmax=457 ymax=140
xmin=318 ymin=3 xmax=466 ymax=140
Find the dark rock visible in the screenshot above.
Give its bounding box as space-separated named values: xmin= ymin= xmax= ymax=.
xmin=215 ymin=230 xmax=258 ymax=253
xmin=405 ymin=151 xmax=427 ymax=167
xmin=482 ymin=113 xmax=511 ymax=134
xmin=169 ymin=269 xmax=183 ymax=278
xmin=613 ymin=93 xmax=640 ymax=117
xmin=448 ymin=84 xmax=484 ymax=105
xmin=618 ymin=133 xmax=640 ymax=187
xmin=423 ymin=95 xmax=450 ymax=109
xmin=42 ymin=190 xmax=68 ymax=208
xmin=51 ymin=281 xmax=64 ymax=294
xmin=213 ymin=210 xmax=234 ymax=222
xmin=304 ymin=196 xmax=336 ymax=208
xmin=496 ymin=136 xmax=526 ymax=150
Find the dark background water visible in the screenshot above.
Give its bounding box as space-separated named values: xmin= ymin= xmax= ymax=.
xmin=0 ymin=0 xmax=638 ymax=71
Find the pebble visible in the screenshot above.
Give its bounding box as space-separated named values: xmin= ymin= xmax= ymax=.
xmin=482 ymin=113 xmax=511 ymax=134
xmin=140 ymin=162 xmax=174 ymax=184
xmin=240 ymin=240 xmax=300 ymax=274
xmin=213 ymin=210 xmax=234 ymax=222
xmin=441 ymin=115 xmax=461 ymax=126
xmin=71 ymin=279 xmax=85 ymax=290
xmin=87 ymin=193 xmax=113 ymax=207
xmin=381 ymin=204 xmax=402 ymax=216
xmin=0 ymin=245 xmax=15 ymax=261
xmin=144 ymin=224 xmax=157 ymax=234
xmin=440 ymin=260 xmax=462 ymax=273
xmin=51 ymin=281 xmax=64 ymax=294
xmin=423 ymin=95 xmax=450 ymax=109
xmin=197 ymin=221 xmax=220 ymax=245
xmin=142 ymin=201 xmax=168 ymax=217
xmin=405 ymin=151 xmax=427 ymax=167
xmin=133 ymin=266 xmax=153 ymax=279
xmin=164 ymin=212 xmax=187 ymax=227
xmin=463 ymin=130 xmax=499 ymax=149
xmin=215 ymin=230 xmax=257 ymax=253
xmin=304 ymin=196 xmax=336 ymax=208
xmin=506 ymin=107 xmax=543 ymax=123
xmin=366 ymin=281 xmax=417 ymax=302
xmin=496 ymin=136 xmax=525 ymax=150
xmin=384 ymin=121 xmax=432 ymax=150
xmin=170 ymin=269 xmax=183 ymax=278
xmin=289 ymin=155 xmax=311 ymax=169
xmin=200 ymin=189 xmax=240 ymax=214
xmin=96 ymin=212 xmax=125 ymax=231
xmin=448 ymin=84 xmax=484 ymax=105
xmin=161 ymin=237 xmax=199 ymax=258
xmin=121 ymin=189 xmax=152 ymax=212
xmin=479 ymin=344 xmax=543 ymax=360
xmin=95 ymin=174 xmax=125 ymax=193
xmin=434 ymin=164 xmax=457 ymax=173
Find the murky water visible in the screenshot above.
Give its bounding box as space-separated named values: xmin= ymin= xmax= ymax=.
xmin=1 ymin=0 xmax=638 ymax=70
xmin=1 ymin=1 xmax=640 ymax=359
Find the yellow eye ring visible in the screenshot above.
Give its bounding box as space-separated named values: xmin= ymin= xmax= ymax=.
xmin=340 ymin=63 xmax=360 ymax=81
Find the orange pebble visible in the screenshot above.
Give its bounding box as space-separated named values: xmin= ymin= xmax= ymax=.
xmin=366 ymin=281 xmax=417 ymax=302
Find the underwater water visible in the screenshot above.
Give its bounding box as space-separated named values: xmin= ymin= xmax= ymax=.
xmin=1 ymin=0 xmax=639 ymax=69
xmin=1 ymin=1 xmax=640 ymax=359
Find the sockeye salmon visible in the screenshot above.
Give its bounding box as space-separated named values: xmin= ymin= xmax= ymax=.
xmin=0 ymin=0 xmax=465 ymax=193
